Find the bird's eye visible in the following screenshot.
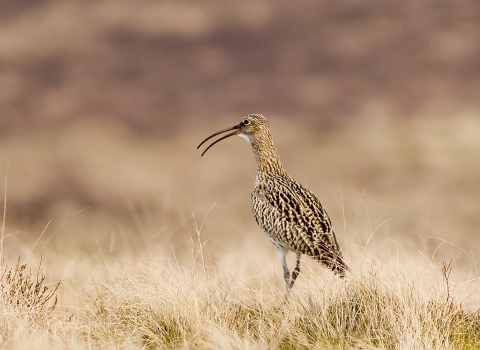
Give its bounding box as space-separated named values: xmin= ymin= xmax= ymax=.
xmin=243 ymin=120 xmax=250 ymax=126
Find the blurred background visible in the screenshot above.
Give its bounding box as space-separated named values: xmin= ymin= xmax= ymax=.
xmin=0 ymin=0 xmax=479 ymax=271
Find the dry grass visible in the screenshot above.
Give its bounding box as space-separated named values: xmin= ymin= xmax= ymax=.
xmin=87 ymin=257 xmax=480 ymax=349
xmin=0 ymin=214 xmax=479 ymax=349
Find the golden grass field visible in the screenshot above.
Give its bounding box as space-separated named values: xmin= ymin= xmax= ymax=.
xmin=1 ymin=115 xmax=480 ymax=349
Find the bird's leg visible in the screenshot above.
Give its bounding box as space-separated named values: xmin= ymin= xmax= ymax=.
xmin=288 ymin=252 xmax=301 ymax=289
xmin=275 ymin=247 xmax=290 ymax=292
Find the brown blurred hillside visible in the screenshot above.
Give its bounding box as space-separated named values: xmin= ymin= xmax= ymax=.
xmin=0 ymin=0 xmax=479 ymax=132
xmin=0 ymin=1 xmax=479 ymax=265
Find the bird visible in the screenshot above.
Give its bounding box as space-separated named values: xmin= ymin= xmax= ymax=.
xmin=197 ymin=114 xmax=349 ymax=292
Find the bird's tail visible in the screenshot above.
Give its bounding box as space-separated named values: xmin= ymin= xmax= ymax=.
xmin=330 ymin=253 xmax=351 ymax=280
xmin=332 ymin=262 xmax=349 ymax=279
xmin=314 ymin=250 xmax=351 ymax=279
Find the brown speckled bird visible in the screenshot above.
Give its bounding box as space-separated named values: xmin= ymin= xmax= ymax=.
xmin=197 ymin=114 xmax=349 ymax=292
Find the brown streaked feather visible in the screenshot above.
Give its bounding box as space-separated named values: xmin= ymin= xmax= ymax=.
xmin=252 ymin=176 xmax=349 ymax=276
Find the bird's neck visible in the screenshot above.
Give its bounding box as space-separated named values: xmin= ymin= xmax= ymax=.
xmin=250 ymin=135 xmax=286 ymax=180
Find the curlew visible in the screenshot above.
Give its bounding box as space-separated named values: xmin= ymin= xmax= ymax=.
xmin=197 ymin=114 xmax=349 ymax=292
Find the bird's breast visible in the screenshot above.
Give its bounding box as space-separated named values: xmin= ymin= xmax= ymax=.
xmin=251 ymin=183 xmax=289 ymax=240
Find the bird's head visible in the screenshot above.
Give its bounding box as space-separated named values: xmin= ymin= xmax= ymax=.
xmin=197 ymin=114 xmax=270 ymax=156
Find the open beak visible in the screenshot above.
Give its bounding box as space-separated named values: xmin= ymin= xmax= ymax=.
xmin=197 ymin=122 xmax=242 ymax=156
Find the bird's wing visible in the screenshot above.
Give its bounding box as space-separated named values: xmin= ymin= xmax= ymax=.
xmin=261 ymin=177 xmax=348 ymax=272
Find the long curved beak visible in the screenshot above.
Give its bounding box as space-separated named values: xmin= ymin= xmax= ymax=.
xmin=197 ymin=123 xmax=242 ymax=156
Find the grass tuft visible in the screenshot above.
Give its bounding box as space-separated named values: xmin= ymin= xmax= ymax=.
xmin=0 ymin=257 xmax=61 ymax=316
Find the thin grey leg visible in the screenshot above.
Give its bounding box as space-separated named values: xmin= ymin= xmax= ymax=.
xmin=289 ymin=252 xmax=301 ymax=289
xmin=275 ymin=247 xmax=290 ymax=291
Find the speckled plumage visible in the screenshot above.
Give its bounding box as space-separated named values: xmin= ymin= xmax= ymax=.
xmin=198 ymin=114 xmax=349 ymax=291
